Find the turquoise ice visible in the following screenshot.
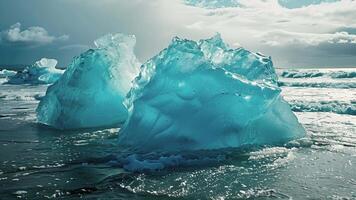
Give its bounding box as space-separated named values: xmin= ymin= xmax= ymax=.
xmin=118 ymin=34 xmax=305 ymax=152
xmin=0 ymin=69 xmax=16 ymax=78
xmin=36 ymin=33 xmax=140 ymax=129
xmin=6 ymin=58 xmax=63 ymax=85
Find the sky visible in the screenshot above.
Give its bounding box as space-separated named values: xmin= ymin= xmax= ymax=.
xmin=0 ymin=0 xmax=355 ymax=68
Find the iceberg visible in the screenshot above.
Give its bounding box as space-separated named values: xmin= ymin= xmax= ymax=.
xmin=0 ymin=69 xmax=17 ymax=78
xmin=36 ymin=33 xmax=140 ymax=129
xmin=6 ymin=58 xmax=63 ymax=85
xmin=118 ymin=34 xmax=305 ymax=152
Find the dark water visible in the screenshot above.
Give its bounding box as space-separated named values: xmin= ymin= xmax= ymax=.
xmin=0 ymin=68 xmax=356 ymax=199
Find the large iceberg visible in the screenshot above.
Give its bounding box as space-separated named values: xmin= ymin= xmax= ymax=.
xmin=36 ymin=33 xmax=140 ymax=129
xmin=118 ymin=34 xmax=305 ymax=152
xmin=6 ymin=58 xmax=63 ymax=85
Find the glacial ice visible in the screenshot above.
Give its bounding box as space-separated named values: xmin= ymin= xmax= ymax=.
xmin=36 ymin=33 xmax=140 ymax=129
xmin=118 ymin=34 xmax=305 ymax=152
xmin=6 ymin=58 xmax=63 ymax=85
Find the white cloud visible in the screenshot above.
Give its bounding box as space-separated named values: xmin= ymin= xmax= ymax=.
xmin=0 ymin=23 xmax=68 ymax=46
xmin=259 ymin=30 xmax=356 ymax=46
xmin=178 ymin=0 xmax=356 ymax=67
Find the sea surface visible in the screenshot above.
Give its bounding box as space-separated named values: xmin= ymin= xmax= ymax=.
xmin=0 ymin=68 xmax=355 ymax=199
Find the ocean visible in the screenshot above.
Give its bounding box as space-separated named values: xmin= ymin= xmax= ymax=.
xmin=0 ymin=68 xmax=355 ymax=199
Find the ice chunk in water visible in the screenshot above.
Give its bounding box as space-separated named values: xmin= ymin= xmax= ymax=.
xmin=118 ymin=34 xmax=305 ymax=152
xmin=0 ymin=69 xmax=17 ymax=78
xmin=36 ymin=33 xmax=140 ymax=129
xmin=6 ymin=58 xmax=63 ymax=85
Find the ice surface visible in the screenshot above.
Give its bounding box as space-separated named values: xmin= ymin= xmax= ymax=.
xmin=6 ymin=58 xmax=63 ymax=85
xmin=36 ymin=33 xmax=140 ymax=129
xmin=118 ymin=34 xmax=305 ymax=152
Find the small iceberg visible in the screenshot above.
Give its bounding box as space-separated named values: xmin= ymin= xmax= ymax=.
xmin=36 ymin=33 xmax=140 ymax=129
xmin=0 ymin=69 xmax=17 ymax=78
xmin=5 ymin=58 xmax=63 ymax=85
xmin=118 ymin=34 xmax=305 ymax=153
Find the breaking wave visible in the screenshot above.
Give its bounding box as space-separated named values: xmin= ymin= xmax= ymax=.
xmin=0 ymin=93 xmax=44 ymax=101
xmin=280 ymin=69 xmax=356 ymax=79
xmin=289 ymin=100 xmax=356 ymax=115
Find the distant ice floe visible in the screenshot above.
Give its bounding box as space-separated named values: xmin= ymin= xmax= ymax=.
xmin=5 ymin=58 xmax=63 ymax=85
xmin=279 ymin=69 xmax=356 ymax=79
xmin=0 ymin=69 xmax=17 ymax=78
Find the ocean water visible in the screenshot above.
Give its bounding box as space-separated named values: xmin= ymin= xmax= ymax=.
xmin=0 ymin=68 xmax=355 ymax=199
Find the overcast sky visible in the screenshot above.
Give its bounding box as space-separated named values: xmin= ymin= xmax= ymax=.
xmin=0 ymin=0 xmax=355 ymax=68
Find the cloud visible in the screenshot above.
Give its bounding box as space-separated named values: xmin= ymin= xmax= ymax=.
xmin=1 ymin=0 xmax=355 ymax=67
xmin=0 ymin=23 xmax=68 ymax=47
xmin=184 ymin=0 xmax=239 ymax=9
xmin=260 ymin=30 xmax=356 ymax=47
xmin=180 ymin=0 xmax=356 ymax=67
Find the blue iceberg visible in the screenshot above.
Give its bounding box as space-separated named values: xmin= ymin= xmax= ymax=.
xmin=36 ymin=33 xmax=140 ymax=129
xmin=0 ymin=69 xmax=17 ymax=78
xmin=6 ymin=58 xmax=63 ymax=85
xmin=118 ymin=34 xmax=305 ymax=152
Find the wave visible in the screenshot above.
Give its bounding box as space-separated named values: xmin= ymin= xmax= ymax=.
xmin=118 ymin=154 xmax=225 ymax=172
xmin=107 ymin=145 xmax=300 ymax=172
xmin=330 ymin=71 xmax=356 ymax=78
xmin=278 ymin=81 xmax=356 ymax=89
xmin=280 ymin=70 xmax=324 ymax=78
xmin=289 ymin=100 xmax=356 ymax=115
xmin=110 ymin=149 xmax=235 ymax=172
xmin=0 ymin=93 xmax=43 ymax=101
xmin=280 ymin=70 xmax=356 ymax=79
